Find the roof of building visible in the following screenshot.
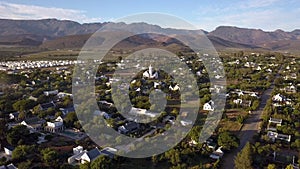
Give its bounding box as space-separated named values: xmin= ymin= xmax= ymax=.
xmin=124 ymin=122 xmax=139 ymax=131
xmin=4 ymin=145 xmax=15 ymax=151
xmin=86 ymin=148 xmax=101 ymax=161
xmin=22 ymin=117 xmax=45 ymax=126
xmin=9 ymin=112 xmax=19 ymax=117
xmin=40 ymin=102 xmax=56 ymax=110
xmin=6 ymin=163 xmax=18 ymax=169
xmin=269 ymin=118 xmax=282 ymax=124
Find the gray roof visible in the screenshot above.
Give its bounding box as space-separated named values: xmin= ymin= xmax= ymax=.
xmin=100 ymin=149 xmax=114 ymax=158
xmin=124 ymin=122 xmax=139 ymax=131
xmin=6 ymin=163 xmax=18 ymax=169
xmin=4 ymin=145 xmax=15 ymax=151
xmin=87 ymin=148 xmax=101 ymax=161
xmin=40 ymin=102 xmax=55 ymax=110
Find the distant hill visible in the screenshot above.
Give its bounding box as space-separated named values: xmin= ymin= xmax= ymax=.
xmin=40 ymin=30 xmax=258 ymax=51
xmin=209 ymin=26 xmax=300 ymax=51
xmin=0 ymin=18 xmax=300 ymax=51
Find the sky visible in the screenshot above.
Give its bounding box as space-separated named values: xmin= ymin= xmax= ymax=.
xmin=0 ymin=0 xmax=299 ymax=31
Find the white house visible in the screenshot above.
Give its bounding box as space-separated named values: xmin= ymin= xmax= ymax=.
xmin=180 ymin=120 xmax=193 ymax=126
xmin=73 ymin=146 xmax=84 ymax=155
xmin=272 ymin=94 xmax=285 ymax=102
xmin=209 ymin=147 xmax=224 ymax=160
xmin=68 ymin=146 xmax=116 ymax=164
xmin=81 ymin=148 xmax=101 ymax=164
xmin=153 ymin=82 xmax=160 ymax=88
xmin=129 ymin=107 xmax=158 ymax=118
xmin=4 ymin=146 xmax=14 ymax=156
xmin=203 ymin=100 xmax=214 ymax=111
xmin=57 ymin=92 xmax=73 ymax=98
xmin=269 ymin=118 xmax=282 ymax=125
xmin=9 ymin=112 xmax=20 ymax=121
xmin=44 ymin=116 xmax=65 ymax=133
xmin=169 ymin=84 xmax=180 ymax=91
xmin=256 ymin=66 xmax=262 ymax=71
xmin=43 ymin=90 xmax=58 ymax=96
xmin=267 ymin=131 xmax=291 ymax=142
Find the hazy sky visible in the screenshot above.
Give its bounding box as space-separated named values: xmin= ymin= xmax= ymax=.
xmin=0 ymin=0 xmax=299 ymax=31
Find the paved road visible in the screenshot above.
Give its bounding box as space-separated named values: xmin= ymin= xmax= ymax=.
xmin=221 ymin=86 xmax=274 ymax=169
xmin=221 ymin=67 xmax=282 ymax=169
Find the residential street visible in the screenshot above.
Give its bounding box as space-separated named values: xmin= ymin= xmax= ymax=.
xmin=221 ymin=67 xmax=282 ymax=169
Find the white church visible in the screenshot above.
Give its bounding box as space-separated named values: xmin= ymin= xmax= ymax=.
xmin=143 ymin=65 xmax=158 ymax=79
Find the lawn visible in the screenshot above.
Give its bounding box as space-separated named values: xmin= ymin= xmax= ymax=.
xmin=217 ymin=109 xmax=248 ymax=133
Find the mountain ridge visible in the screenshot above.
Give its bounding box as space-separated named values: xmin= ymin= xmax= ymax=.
xmin=0 ymin=18 xmax=299 ymax=51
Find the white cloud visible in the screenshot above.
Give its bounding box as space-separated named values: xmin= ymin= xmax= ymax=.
xmin=240 ymin=0 xmax=280 ymax=8
xmin=0 ymin=2 xmax=101 ymax=23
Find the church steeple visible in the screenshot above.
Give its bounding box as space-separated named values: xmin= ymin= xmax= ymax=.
xmin=149 ymin=65 xmax=153 ymax=77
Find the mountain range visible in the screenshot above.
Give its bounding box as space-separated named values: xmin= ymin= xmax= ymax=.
xmin=1 ymin=18 xmax=300 ymax=51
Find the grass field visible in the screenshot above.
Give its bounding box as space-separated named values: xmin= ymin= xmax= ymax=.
xmin=217 ymin=109 xmax=248 ymax=133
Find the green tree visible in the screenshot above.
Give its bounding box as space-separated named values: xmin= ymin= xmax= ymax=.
xmin=90 ymin=155 xmax=112 ymax=169
xmin=285 ymin=164 xmax=294 ymax=169
xmin=164 ymin=149 xmax=181 ymax=165
xmin=80 ymin=163 xmax=90 ymax=169
xmin=64 ymin=112 xmax=78 ymax=127
xmin=234 ymin=142 xmax=253 ymax=169
xmin=218 ymin=132 xmax=239 ymax=151
xmin=60 ymin=163 xmax=77 ymax=169
xmin=12 ymin=145 xmax=35 ymax=161
xmin=41 ymin=148 xmax=58 ymax=165
xmin=7 ymin=125 xmax=30 ymax=146
xmin=267 ymin=164 xmax=276 ymax=169
xmin=18 ymin=160 xmax=32 ymax=169
xmin=13 ymin=99 xmax=36 ymax=113
xmin=0 ymin=119 xmax=7 ymax=141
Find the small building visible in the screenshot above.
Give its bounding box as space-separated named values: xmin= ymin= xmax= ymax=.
xmin=59 ymin=106 xmax=75 ymax=115
xmin=272 ymin=94 xmax=285 ymax=102
xmin=40 ymin=102 xmax=56 ymax=111
xmin=6 ymin=163 xmax=18 ymax=169
xmin=118 ymin=122 xmax=140 ymax=134
xmin=269 ymin=118 xmax=282 ymax=125
xmin=21 ymin=117 xmax=45 ymax=132
xmin=205 ymin=139 xmax=217 ymax=150
xmin=267 ymin=131 xmax=291 ymax=142
xmin=57 ymin=92 xmax=73 ymax=99
xmin=44 ymin=116 xmax=65 ymax=133
xmin=283 ymin=85 xmax=297 ymax=93
xmin=9 ymin=112 xmax=20 ymax=121
xmin=163 ymin=116 xmax=176 ymax=124
xmin=129 ymin=107 xmax=158 ymax=118
xmin=4 ymin=145 xmax=14 ymax=156
xmin=273 ymin=151 xmax=298 ymax=167
xmin=100 ymin=147 xmax=117 ymax=159
xmin=81 ymin=148 xmax=101 ymax=164
xmin=169 ymin=84 xmax=180 ymax=91
xmin=73 ymin=146 xmax=84 ymax=155
xmin=180 ymin=120 xmax=193 ymax=126
xmin=43 ymin=90 xmax=58 ymax=96
xmin=210 ymin=147 xmax=224 ymax=160
xmin=203 ymin=100 xmax=214 ymax=111
xmin=267 ymin=118 xmax=282 ymax=131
